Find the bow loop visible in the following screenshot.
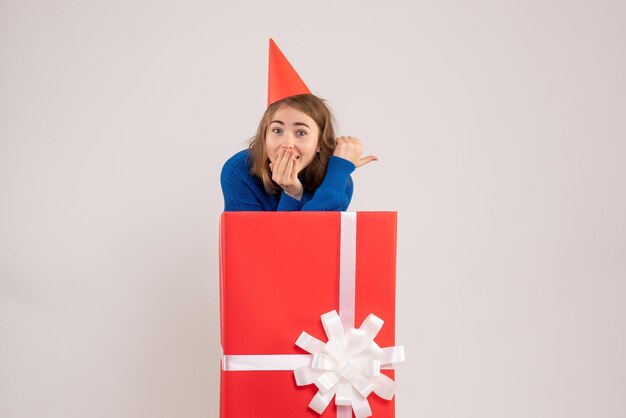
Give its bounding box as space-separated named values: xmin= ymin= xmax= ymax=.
xmin=296 ymin=331 xmax=326 ymax=354
xmin=321 ymin=311 xmax=344 ymax=340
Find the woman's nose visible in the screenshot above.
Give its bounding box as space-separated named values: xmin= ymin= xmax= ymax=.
xmin=281 ymin=133 xmax=296 ymax=147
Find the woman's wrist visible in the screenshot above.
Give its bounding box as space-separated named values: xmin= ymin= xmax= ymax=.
xmin=329 ymin=155 xmax=357 ymax=170
xmin=277 ymin=190 xmax=305 ymax=211
xmin=283 ymin=185 xmax=303 ymax=200
xmin=316 ymin=156 xmax=355 ymax=193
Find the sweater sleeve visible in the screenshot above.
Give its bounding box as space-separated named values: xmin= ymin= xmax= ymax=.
xmin=277 ymin=192 xmax=305 ymax=211
xmin=220 ymin=158 xmax=264 ymax=211
xmin=300 ymin=156 xmax=355 ymax=211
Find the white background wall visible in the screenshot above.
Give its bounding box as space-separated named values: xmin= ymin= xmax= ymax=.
xmin=1 ymin=0 xmax=625 ymax=417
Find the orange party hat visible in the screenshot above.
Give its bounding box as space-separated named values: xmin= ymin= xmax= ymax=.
xmin=267 ymin=38 xmax=311 ymax=106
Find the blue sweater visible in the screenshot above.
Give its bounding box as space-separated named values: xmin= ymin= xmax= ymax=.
xmin=220 ymin=150 xmax=355 ymax=211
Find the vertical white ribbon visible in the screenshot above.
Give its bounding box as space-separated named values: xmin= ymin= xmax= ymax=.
xmin=338 ymin=212 xmax=357 ymax=418
xmin=339 ymin=212 xmax=357 ymax=331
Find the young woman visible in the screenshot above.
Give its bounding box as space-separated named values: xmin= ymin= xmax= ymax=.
xmin=220 ymin=39 xmax=376 ymax=211
xmin=220 ymin=93 xmax=376 ymax=211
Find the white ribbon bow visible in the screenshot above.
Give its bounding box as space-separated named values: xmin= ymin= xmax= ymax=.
xmin=294 ymin=310 xmax=406 ymax=418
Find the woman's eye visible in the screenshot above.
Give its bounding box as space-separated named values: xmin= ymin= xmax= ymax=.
xmin=296 ymin=130 xmax=307 ymax=137
xmin=272 ymin=128 xmax=282 ymax=134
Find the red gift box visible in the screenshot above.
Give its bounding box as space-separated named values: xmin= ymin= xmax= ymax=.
xmin=219 ymin=212 xmax=399 ymax=418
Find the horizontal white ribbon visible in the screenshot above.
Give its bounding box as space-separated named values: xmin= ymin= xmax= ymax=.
xmin=222 ymin=354 xmax=397 ymax=372
xmin=222 ymin=354 xmax=311 ymax=371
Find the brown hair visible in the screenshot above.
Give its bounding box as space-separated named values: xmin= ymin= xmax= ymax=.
xmin=248 ymin=94 xmax=337 ymax=194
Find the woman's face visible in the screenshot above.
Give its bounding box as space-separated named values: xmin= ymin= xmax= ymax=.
xmin=265 ymin=105 xmax=320 ymax=174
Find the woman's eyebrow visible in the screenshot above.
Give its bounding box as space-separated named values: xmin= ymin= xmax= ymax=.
xmin=270 ymin=120 xmax=310 ymax=129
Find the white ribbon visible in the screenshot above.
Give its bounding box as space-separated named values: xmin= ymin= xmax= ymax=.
xmin=339 ymin=212 xmax=357 ymax=331
xmin=221 ymin=212 xmax=406 ymax=418
xmin=222 ymin=354 xmax=312 ymax=371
